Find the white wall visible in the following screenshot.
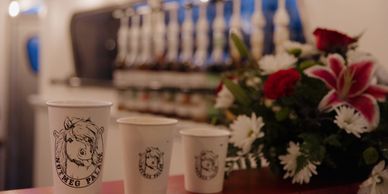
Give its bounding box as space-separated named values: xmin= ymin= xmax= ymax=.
xmin=0 ymin=0 xmax=9 ymax=140
xmin=301 ymin=0 xmax=388 ymax=70
xmin=0 ymin=0 xmax=8 ymax=189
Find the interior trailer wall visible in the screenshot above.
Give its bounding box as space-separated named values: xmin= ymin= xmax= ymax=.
xmin=301 ymin=0 xmax=388 ymax=78
xmin=0 ymin=0 xmax=8 ymax=142
xmin=0 ymin=0 xmax=9 ymax=190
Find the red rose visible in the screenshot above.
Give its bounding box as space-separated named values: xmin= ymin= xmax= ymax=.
xmin=263 ymin=69 xmax=301 ymax=100
xmin=313 ymin=28 xmax=357 ymax=52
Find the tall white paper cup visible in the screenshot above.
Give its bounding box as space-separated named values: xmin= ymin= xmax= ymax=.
xmin=180 ymin=128 xmax=230 ymax=193
xmin=117 ymin=116 xmax=178 ymax=194
xmin=47 ymin=100 xmax=112 ymax=194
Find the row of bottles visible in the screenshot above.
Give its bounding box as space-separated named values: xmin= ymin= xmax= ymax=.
xmin=113 ymin=0 xmax=291 ymax=72
xmin=118 ymin=89 xmax=214 ymax=122
xmin=114 ymin=0 xmax=295 ymax=122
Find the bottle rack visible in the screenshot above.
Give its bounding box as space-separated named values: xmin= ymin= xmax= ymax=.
xmin=113 ymin=0 xmax=304 ymax=122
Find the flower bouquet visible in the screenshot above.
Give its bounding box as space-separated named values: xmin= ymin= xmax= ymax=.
xmin=214 ymin=28 xmax=388 ymax=193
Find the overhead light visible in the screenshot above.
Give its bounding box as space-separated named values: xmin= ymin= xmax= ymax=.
xmin=8 ymin=1 xmax=20 ymax=18
xmin=200 ymin=0 xmax=209 ymax=2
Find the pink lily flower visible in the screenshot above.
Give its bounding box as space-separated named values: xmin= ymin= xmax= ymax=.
xmin=304 ymin=54 xmax=388 ymax=128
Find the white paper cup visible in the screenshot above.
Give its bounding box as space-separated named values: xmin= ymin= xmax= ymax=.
xmin=117 ymin=116 xmax=178 ymax=194
xmin=180 ymin=128 xmax=231 ymax=193
xmin=47 ymin=100 xmax=112 ymax=194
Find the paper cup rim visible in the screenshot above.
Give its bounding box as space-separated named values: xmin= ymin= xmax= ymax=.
xmin=46 ymin=100 xmax=113 ymax=108
xmin=117 ymin=116 xmax=178 ymax=126
xmin=180 ymin=128 xmax=231 ymax=137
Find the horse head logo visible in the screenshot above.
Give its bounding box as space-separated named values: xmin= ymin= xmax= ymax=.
xmin=195 ymin=150 xmax=219 ymax=180
xmin=139 ymin=147 xmax=164 ymax=179
xmin=53 ymin=117 xmax=104 ymax=186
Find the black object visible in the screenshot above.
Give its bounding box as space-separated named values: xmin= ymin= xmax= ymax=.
xmin=70 ymin=6 xmax=120 ymax=80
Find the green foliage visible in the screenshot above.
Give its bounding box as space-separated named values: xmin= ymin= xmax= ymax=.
xmin=299 ymin=60 xmax=318 ymax=71
xmin=323 ymin=135 xmax=342 ymax=147
xmin=230 ymin=32 xmax=258 ymax=67
xmin=230 ymin=33 xmax=249 ymax=59
xmin=223 ymin=78 xmax=252 ymax=107
xmin=296 ymin=155 xmax=308 ymax=173
xmin=288 ymin=48 xmax=302 ymax=57
xmin=275 ymin=108 xmax=290 ymax=122
xmin=363 ymin=147 xmax=379 ymax=165
xmin=382 ymin=146 xmax=388 ymax=160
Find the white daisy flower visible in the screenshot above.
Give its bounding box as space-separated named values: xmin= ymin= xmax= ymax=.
xmin=347 ymin=50 xmax=376 ymax=65
xmin=259 ymin=53 xmax=297 ymax=75
xmin=229 ymin=113 xmax=265 ymax=154
xmin=280 ymin=41 xmax=318 ymax=57
xmin=215 ymin=86 xmax=235 ymax=109
xmin=358 ymin=161 xmax=388 ymax=194
xmin=279 ymin=142 xmax=320 ymax=184
xmin=245 ymin=76 xmax=262 ymax=88
xmin=334 ymin=106 xmax=371 ymax=138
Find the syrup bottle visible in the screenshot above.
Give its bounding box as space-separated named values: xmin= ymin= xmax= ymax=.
xmin=193 ymin=1 xmax=209 ymax=71
xmin=137 ymin=6 xmax=153 ymax=69
xmin=180 ymin=4 xmax=194 ymax=71
xmin=211 ymin=0 xmax=226 ymax=65
xmin=151 ymin=6 xmax=166 ymax=70
xmin=229 ymin=0 xmax=242 ymax=63
xmin=273 ymin=0 xmax=290 ymax=52
xmin=251 ymin=0 xmax=266 ymax=61
xmin=125 ymin=13 xmax=140 ymax=68
xmin=114 ymin=9 xmax=130 ymax=69
xmin=165 ymin=2 xmax=180 ymax=71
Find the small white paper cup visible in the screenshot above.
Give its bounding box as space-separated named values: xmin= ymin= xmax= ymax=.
xmin=117 ymin=116 xmax=178 ymax=194
xmin=180 ymin=128 xmax=231 ymax=193
xmin=47 ymin=100 xmax=112 ymax=194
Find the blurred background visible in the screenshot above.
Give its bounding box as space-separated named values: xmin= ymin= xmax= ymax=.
xmin=0 ymin=0 xmax=387 ymax=190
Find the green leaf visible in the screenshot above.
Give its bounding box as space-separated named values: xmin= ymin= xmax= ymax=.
xmin=210 ymin=117 xmax=218 ymax=125
xmin=223 ymin=78 xmax=252 ymax=107
xmin=302 ymin=144 xmax=325 ymax=162
xmin=230 ymin=32 xmax=249 ymax=59
xmin=275 ymin=107 xmax=290 ymax=121
xmin=295 ymin=155 xmax=308 ymax=173
xmin=299 ymin=133 xmax=320 ymax=144
xmin=299 ymin=133 xmax=325 ymax=162
xmin=323 ymin=135 xmax=342 ymax=147
xmin=363 ymin=147 xmax=379 ymax=165
xmin=313 ymin=146 xmax=326 ymax=162
xmin=299 ymin=60 xmax=317 ymax=70
xmin=380 ymin=142 xmax=388 ymax=160
xmin=288 ymin=48 xmax=302 ymax=57
xmin=382 ymin=149 xmax=388 ymax=160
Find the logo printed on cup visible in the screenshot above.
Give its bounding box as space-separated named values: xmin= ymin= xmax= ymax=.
xmin=195 ymin=150 xmax=219 ymax=180
xmin=53 ymin=117 xmax=104 ymax=188
xmin=138 ymin=147 xmax=164 ymax=179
